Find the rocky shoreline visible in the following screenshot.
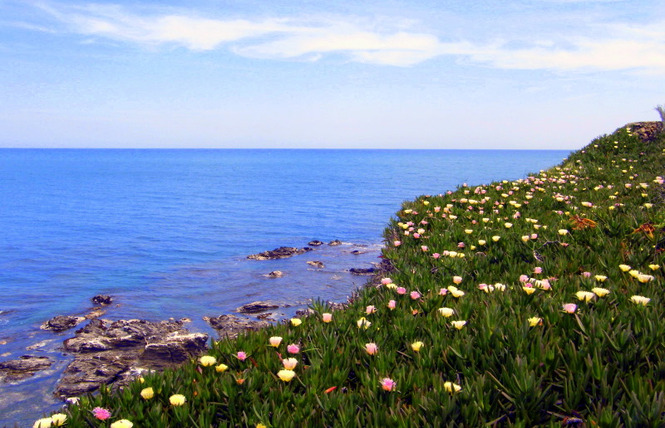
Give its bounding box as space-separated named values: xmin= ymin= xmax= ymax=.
xmin=0 ymin=239 xmax=387 ymax=404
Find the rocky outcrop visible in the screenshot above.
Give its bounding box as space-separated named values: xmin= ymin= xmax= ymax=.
xmin=0 ymin=356 xmax=53 ymax=383
xmin=307 ymin=261 xmax=325 ymax=268
xmin=91 ymin=295 xmax=113 ymax=306
xmin=308 ymin=240 xmax=324 ymax=246
xmin=204 ymin=314 xmax=271 ymax=339
xmin=328 ymin=240 xmax=343 ymax=246
xmin=55 ymin=319 xmax=208 ymax=397
xmin=247 ymin=246 xmax=313 ymax=260
xmin=236 ymin=301 xmax=280 ymax=314
xmin=40 ymin=315 xmax=86 ymax=332
xmin=623 ymin=122 xmax=663 ymax=143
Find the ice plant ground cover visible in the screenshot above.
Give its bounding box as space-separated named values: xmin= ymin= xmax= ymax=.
xmin=45 ymin=125 xmax=664 ymax=427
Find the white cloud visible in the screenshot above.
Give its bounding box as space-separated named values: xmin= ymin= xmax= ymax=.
xmin=33 ymin=2 xmax=665 ymax=72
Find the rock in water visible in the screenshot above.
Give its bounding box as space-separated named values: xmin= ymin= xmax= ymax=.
xmin=0 ymin=356 xmax=53 ymax=383
xmin=307 ymin=261 xmax=325 ymax=268
xmin=204 ymin=314 xmax=271 ymax=339
xmin=247 ymin=246 xmax=313 ymax=260
xmin=236 ymin=301 xmax=280 ymax=314
xmin=40 ymin=315 xmax=86 ymax=332
xmin=308 ymin=240 xmax=324 ymax=246
xmin=91 ymin=295 xmax=113 ymax=306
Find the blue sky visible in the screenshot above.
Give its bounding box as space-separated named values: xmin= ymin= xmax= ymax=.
xmin=1 ymin=0 xmax=664 ymax=149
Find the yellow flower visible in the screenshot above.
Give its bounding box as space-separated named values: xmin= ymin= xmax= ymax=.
xmin=443 ymin=381 xmax=462 ymax=393
xmin=637 ymin=274 xmax=654 ymax=283
xmin=527 ymin=317 xmax=542 ymax=327
xmin=438 ymin=307 xmax=454 ymax=317
xmin=478 ymin=239 xmax=487 ymax=245
xmin=140 ymin=387 xmax=154 ymax=400
xmin=558 ymin=229 xmax=569 ymax=235
xmin=277 ymin=369 xmax=296 ymax=382
xmin=491 ymin=235 xmax=501 ymax=242
xmin=169 ymin=394 xmax=186 ymax=406
xmin=452 ymin=276 xmax=463 ymax=284
xmin=51 ymin=414 xmax=67 ymax=427
xmin=619 ymin=264 xmax=631 ymax=272
xmin=216 ymin=363 xmax=229 ymax=373
xmin=576 ymin=291 xmax=595 ymax=302
xmin=629 ymin=270 xmax=640 ymax=278
xmin=357 ymin=317 xmax=371 ymax=329
xmin=199 ymin=355 xmax=217 ymax=366
xmin=630 ymin=295 xmax=650 ymax=306
xmin=33 ymin=418 xmax=52 ymax=428
xmin=257 ymin=424 xmax=268 ymax=428
xmin=451 ymin=320 xmax=467 ymax=330
xmin=591 ymin=287 xmax=610 ymax=297
xmin=594 ymin=275 xmax=607 ymax=282
xmin=522 ymin=286 xmax=536 ymax=295
xmin=290 ymin=318 xmax=302 ymax=327
xmin=411 ymin=341 xmax=424 ymax=352
xmin=110 ymin=420 xmax=134 ymax=428
xmin=269 ymin=336 xmax=283 ymax=347
xmin=282 ymin=358 xmax=298 ymax=370
xmin=648 ymin=264 xmax=660 ymax=271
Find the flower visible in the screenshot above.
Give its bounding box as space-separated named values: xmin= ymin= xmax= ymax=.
xmin=452 ymin=276 xmax=463 ymax=284
xmin=637 ymin=274 xmax=655 ymax=283
xmin=290 ymin=318 xmax=302 ymax=327
xmin=366 ymin=305 xmax=376 ymax=314
xmin=357 ymin=317 xmax=371 ymax=329
xmin=396 ymin=287 xmax=407 ymax=295
xmin=169 ymin=394 xmax=186 ymax=406
xmin=562 ymin=303 xmax=577 ymax=314
xmin=393 ymin=240 xmax=401 ymax=246
xmin=287 ymin=344 xmax=300 ymax=354
xmin=277 ymin=369 xmax=296 ymax=382
xmin=478 ymin=239 xmax=487 ymax=245
xmin=558 ymin=229 xmax=569 ymax=235
xmin=236 ymin=351 xmax=247 ymax=361
xmin=411 ymin=341 xmax=424 ymax=352
xmin=534 ymin=267 xmax=543 ymax=274
xmin=380 ymin=377 xmax=396 ymax=391
xmin=216 ymin=363 xmax=229 ymax=373
xmin=365 ymin=343 xmax=378 ymax=355
xmin=576 ymin=291 xmax=595 ymax=302
xmin=257 ymin=424 xmax=268 ymax=428
xmin=50 ymin=414 xmax=67 ymax=427
xmin=451 ymin=320 xmax=467 ymax=330
xmin=33 ymin=418 xmax=52 ymax=428
xmin=649 ymin=264 xmax=661 ymax=271
xmin=592 ymin=287 xmax=610 ymax=297
xmin=504 ymin=222 xmax=513 ymax=228
xmin=322 ymin=313 xmax=333 ymax=323
xmin=581 ymin=271 xmax=591 ymax=278
xmin=522 ymin=286 xmax=536 ymax=295
xmin=387 ymin=299 xmax=396 ymax=310
xmin=92 ymin=407 xmax=112 ymax=421
xmin=282 ymin=358 xmax=298 ymax=370
xmin=110 ymin=420 xmax=133 ymax=428
xmin=619 ymin=264 xmax=631 ymax=272
xmin=140 ymin=387 xmax=154 ymax=399
xmin=269 ymin=336 xmax=283 ymax=347
xmin=381 ymin=277 xmax=393 ymax=285
xmin=528 ymin=317 xmax=542 ymax=327
xmin=443 ymin=381 xmax=462 ymax=393
xmin=439 ymin=288 xmax=448 ymax=295
xmin=630 ymin=295 xmax=650 ymax=306
xmin=199 ymin=355 xmax=217 ymax=366
xmin=491 ymin=235 xmax=501 ymax=242
xmin=594 ymin=275 xmax=607 ymax=282
xmin=519 ymin=274 xmax=529 ymax=283
xmin=438 ymin=307 xmax=454 ymax=317
xmin=410 ymin=291 xmax=421 ymax=300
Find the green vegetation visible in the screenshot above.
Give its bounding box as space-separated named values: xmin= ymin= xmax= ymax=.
xmin=37 ymin=125 xmax=664 ymax=427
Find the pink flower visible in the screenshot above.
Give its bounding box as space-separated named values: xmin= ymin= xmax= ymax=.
xmin=92 ymin=407 xmax=111 ymax=421
xmin=562 ymin=303 xmax=577 ymax=314
xmin=381 ymin=278 xmax=393 ymax=285
xmin=393 ymin=241 xmax=401 ymax=247
xmin=287 ymin=344 xmax=300 ymax=354
xmin=380 ymin=377 xmax=396 ymax=391
xmin=413 ymin=233 xmax=420 ymax=239
xmin=457 ymin=242 xmax=465 ymax=248
xmin=396 ymin=287 xmax=407 ymax=295
xmin=366 ymin=305 xmax=376 ymax=315
xmin=421 ymin=245 xmax=429 ymax=252
xmin=387 ymin=300 xmax=396 ymax=310
xmin=410 ymin=291 xmax=421 ymax=300
xmin=581 ymin=271 xmax=591 ymax=278
xmin=519 ymin=274 xmax=529 ymax=283
xmin=322 ymin=313 xmax=333 ymax=323
xmin=432 ymin=253 xmax=440 ymax=259
xmin=439 ymin=288 xmax=448 ymax=296
xmin=533 ymin=267 xmax=543 ymax=274
xmin=236 ymin=351 xmax=247 ymax=361
xmin=365 ymin=343 xmax=378 ymax=355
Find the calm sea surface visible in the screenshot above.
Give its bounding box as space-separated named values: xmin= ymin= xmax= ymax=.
xmin=0 ymin=149 xmax=569 ymax=425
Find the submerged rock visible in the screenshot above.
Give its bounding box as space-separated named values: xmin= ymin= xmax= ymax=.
xmin=247 ymin=246 xmax=313 ymax=260
xmin=307 ymin=260 xmax=325 ymax=268
xmin=204 ymin=314 xmax=271 ymax=339
xmin=264 ymin=270 xmax=284 ymax=278
xmin=40 ymin=315 xmax=86 ymax=332
xmin=55 ymin=318 xmax=207 ymax=397
xmin=236 ymin=301 xmax=280 ymax=314
xmin=0 ymin=356 xmax=53 ymax=383
xmin=91 ymin=295 xmax=113 ymax=306
xmin=328 ymin=240 xmax=343 ymax=246
xmin=349 ymin=267 xmax=376 ymax=275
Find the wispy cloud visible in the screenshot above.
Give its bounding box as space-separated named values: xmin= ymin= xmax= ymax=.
xmin=31 ymin=2 xmax=665 ymax=72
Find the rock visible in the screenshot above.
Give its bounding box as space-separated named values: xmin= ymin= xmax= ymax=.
xmin=308 ymin=240 xmax=324 ymax=246
xmin=0 ymin=355 xmax=53 ymax=383
xmin=264 ymin=270 xmax=284 ymax=278
xmin=55 ymin=318 xmax=208 ymax=397
xmin=91 ymin=295 xmax=113 ymax=306
xmin=85 ymin=309 xmax=106 ymax=319
xmin=236 ymin=301 xmax=280 ymax=314
xmin=350 ymin=250 xmax=365 ymax=255
xmin=40 ymin=315 xmax=86 ymax=332
xmin=204 ymin=314 xmax=271 ymax=339
xmin=349 ymin=267 xmax=376 ymax=275
xmin=247 ymin=246 xmax=313 ymax=260
xmin=328 ymin=240 xmax=343 ymax=246
xmin=307 ymin=260 xmax=325 ymax=268
xmin=623 ymin=122 xmax=663 ymax=142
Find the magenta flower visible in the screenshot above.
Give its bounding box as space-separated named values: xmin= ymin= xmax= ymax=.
xmin=562 ymin=303 xmax=577 ymax=314
xmin=365 ymin=305 xmax=376 ymax=315
xmin=380 ymin=377 xmax=396 ymax=391
xmin=380 ymin=278 xmax=393 ymax=285
xmin=439 ymin=288 xmax=448 ymax=296
xmin=581 ymin=271 xmax=591 ymax=278
xmin=396 ymin=287 xmax=407 ymax=295
xmin=410 ymin=291 xmax=421 ymax=300
xmin=387 ymin=299 xmax=396 ymax=310
xmin=236 ymin=351 xmax=247 ymax=361
xmin=92 ymin=407 xmax=111 ymax=421
xmin=287 ymin=344 xmax=300 ymax=354
xmin=533 ymin=267 xmax=543 ymax=274
xmin=432 ymin=253 xmax=440 ymax=259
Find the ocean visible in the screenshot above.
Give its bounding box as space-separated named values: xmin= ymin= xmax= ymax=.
xmin=0 ymin=149 xmax=569 ymax=425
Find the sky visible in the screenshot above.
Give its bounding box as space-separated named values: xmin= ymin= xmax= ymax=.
xmin=1 ymin=0 xmax=664 ymax=149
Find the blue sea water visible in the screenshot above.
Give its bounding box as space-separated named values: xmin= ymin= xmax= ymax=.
xmin=0 ymin=149 xmax=569 ymax=425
